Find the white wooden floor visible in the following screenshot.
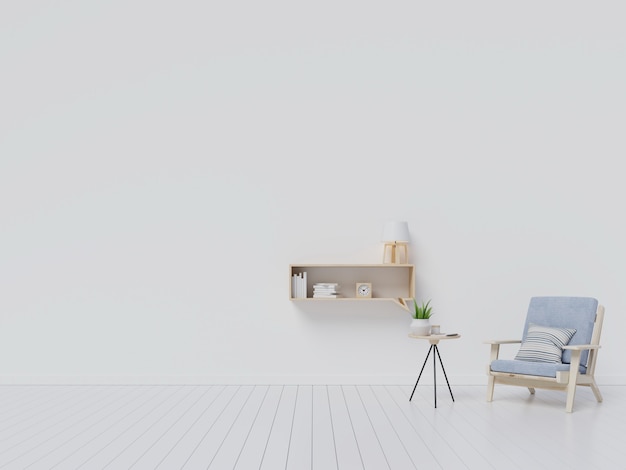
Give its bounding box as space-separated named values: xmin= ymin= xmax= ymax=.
xmin=0 ymin=384 xmax=623 ymax=470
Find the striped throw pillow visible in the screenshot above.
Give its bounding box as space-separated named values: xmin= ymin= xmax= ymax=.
xmin=514 ymin=323 xmax=577 ymax=363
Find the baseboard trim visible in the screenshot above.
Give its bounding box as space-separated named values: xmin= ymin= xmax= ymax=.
xmin=1 ymin=375 xmax=625 ymax=386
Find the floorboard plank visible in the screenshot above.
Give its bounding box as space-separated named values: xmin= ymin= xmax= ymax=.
xmin=285 ymin=385 xmax=312 ymax=470
xmin=311 ymin=386 xmax=337 ymax=470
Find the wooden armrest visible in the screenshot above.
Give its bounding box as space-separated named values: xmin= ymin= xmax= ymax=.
xmin=483 ymin=339 xmax=521 ymax=345
xmin=562 ymin=344 xmax=601 ymax=351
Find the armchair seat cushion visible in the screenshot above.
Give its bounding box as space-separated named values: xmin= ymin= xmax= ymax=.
xmin=491 ymin=359 xmax=587 ymax=378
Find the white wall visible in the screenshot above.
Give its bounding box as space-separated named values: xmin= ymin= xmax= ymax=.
xmin=1 ymin=1 xmax=625 ymax=385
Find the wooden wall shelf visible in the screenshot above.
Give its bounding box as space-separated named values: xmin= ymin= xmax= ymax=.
xmin=289 ymin=264 xmax=415 ymax=311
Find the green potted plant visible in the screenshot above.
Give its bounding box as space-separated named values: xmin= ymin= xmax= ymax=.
xmin=410 ymin=298 xmax=433 ymax=335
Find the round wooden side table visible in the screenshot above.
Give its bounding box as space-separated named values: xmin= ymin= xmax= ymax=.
xmin=408 ymin=333 xmax=461 ymax=408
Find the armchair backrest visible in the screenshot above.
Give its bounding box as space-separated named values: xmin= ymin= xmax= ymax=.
xmin=522 ymin=296 xmax=599 ymax=366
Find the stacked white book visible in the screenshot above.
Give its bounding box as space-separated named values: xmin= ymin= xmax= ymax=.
xmin=291 ymin=272 xmax=307 ymax=298
xmin=313 ymin=282 xmax=341 ymax=298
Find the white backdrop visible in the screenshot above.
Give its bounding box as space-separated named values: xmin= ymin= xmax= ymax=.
xmin=1 ymin=1 xmax=625 ymax=384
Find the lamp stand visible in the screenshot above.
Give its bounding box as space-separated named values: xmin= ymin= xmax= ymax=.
xmin=383 ymin=242 xmax=408 ymax=264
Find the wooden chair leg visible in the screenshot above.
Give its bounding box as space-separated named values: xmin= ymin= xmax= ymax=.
xmin=565 ymin=351 xmax=583 ymax=413
xmin=486 ymin=345 xmax=501 ymax=403
xmin=565 ymin=383 xmax=577 ymax=413
xmin=487 ymin=376 xmax=495 ymax=402
xmin=590 ymin=381 xmax=603 ymax=403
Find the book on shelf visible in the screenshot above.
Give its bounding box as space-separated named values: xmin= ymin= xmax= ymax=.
xmin=313 ymin=293 xmax=343 ymax=298
xmin=292 ymin=272 xmax=308 ymax=298
xmin=312 ymin=282 xmax=340 ymax=298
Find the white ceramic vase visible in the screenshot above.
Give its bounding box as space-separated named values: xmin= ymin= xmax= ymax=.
xmin=410 ymin=318 xmax=431 ymax=336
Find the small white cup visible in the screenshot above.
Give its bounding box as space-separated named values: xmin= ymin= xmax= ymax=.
xmin=431 ymin=324 xmax=441 ymax=335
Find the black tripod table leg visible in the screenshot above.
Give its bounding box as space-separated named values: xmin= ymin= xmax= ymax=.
xmin=435 ymin=344 xmax=455 ymax=402
xmin=433 ymin=344 xmax=437 ymax=408
xmin=409 ymin=344 xmax=434 ymax=401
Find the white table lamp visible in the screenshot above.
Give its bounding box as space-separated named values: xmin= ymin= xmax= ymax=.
xmin=382 ymin=221 xmax=410 ymax=264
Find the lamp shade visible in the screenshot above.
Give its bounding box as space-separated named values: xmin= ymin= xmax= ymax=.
xmin=382 ymin=221 xmax=410 ymax=243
